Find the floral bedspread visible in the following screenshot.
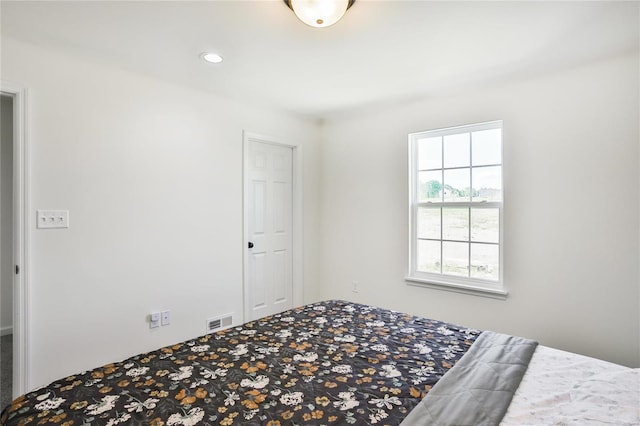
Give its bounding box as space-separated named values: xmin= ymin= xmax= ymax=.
xmin=1 ymin=300 xmax=480 ymax=426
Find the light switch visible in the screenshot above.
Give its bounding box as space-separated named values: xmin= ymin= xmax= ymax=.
xmin=37 ymin=210 xmax=69 ymax=229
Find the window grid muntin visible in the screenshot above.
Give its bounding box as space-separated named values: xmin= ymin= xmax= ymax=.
xmin=417 ymin=165 xmax=502 ymax=203
xmin=409 ymin=120 xmax=503 ymax=290
xmin=418 ymin=163 xmax=502 ymax=172
xmin=416 ymin=205 xmax=500 ymax=278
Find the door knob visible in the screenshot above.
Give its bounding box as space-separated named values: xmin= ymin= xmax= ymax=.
xmin=248 ymin=242 xmax=254 ymax=249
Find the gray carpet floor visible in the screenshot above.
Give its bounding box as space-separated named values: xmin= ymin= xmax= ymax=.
xmin=0 ymin=334 xmax=12 ymax=411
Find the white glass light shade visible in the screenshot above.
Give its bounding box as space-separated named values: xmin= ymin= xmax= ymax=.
xmin=290 ymin=0 xmax=350 ymax=28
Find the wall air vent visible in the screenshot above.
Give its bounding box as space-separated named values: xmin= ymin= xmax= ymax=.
xmin=206 ymin=313 xmax=233 ymax=333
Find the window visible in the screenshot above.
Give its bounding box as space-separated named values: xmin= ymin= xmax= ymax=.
xmin=407 ymin=121 xmax=506 ymax=298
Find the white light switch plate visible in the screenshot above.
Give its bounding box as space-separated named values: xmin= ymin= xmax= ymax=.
xmin=37 ymin=210 xmax=69 ymax=229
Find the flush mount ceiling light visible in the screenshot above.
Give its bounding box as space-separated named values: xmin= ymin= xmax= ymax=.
xmin=284 ymin=0 xmax=355 ymax=28
xmin=201 ymin=52 xmax=223 ymax=63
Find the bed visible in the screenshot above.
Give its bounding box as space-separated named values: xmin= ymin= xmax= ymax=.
xmin=1 ymin=300 xmax=638 ymax=425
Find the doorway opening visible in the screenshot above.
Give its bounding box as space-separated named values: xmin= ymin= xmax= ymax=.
xmin=0 ymin=93 xmax=14 ymax=409
xmin=0 ymin=83 xmax=29 ymax=403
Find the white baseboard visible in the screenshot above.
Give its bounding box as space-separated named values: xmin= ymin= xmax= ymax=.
xmin=0 ymin=325 xmax=13 ymax=336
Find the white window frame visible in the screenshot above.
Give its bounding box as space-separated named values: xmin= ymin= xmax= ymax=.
xmin=406 ymin=120 xmax=507 ymax=299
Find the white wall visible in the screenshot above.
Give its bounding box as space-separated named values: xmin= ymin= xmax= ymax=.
xmin=1 ymin=37 xmax=321 ymax=389
xmin=1 ymin=25 xmax=638 ymax=395
xmin=0 ymin=95 xmax=13 ymax=335
xmin=320 ymin=53 xmax=640 ymax=368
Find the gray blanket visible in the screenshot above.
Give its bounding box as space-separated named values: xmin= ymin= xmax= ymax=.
xmin=400 ymin=331 xmax=538 ymax=426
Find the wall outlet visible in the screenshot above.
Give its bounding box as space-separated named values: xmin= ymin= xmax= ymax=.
xmin=149 ymin=312 xmax=161 ymax=329
xmin=161 ymin=310 xmax=171 ymax=326
xmin=352 ymin=281 xmax=359 ymax=293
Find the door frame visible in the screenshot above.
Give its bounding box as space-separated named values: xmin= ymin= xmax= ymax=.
xmin=242 ymin=131 xmax=303 ymax=321
xmin=1 ymin=81 xmax=30 ymax=397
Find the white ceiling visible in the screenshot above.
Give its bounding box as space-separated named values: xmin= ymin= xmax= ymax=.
xmin=2 ymin=1 xmax=638 ymax=119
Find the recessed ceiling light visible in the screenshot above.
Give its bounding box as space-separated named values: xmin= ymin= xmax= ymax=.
xmin=201 ymin=52 xmax=223 ymax=64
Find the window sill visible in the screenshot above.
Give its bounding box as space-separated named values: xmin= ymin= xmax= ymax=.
xmin=405 ymin=276 xmax=508 ymax=300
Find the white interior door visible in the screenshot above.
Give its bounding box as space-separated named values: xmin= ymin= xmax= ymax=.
xmin=245 ymin=140 xmax=293 ymax=320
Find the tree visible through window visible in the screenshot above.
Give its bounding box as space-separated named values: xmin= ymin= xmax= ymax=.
xmin=407 ymin=121 xmax=505 ymax=296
